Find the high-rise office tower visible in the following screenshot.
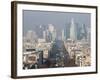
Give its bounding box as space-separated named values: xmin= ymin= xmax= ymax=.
xmin=26 ymin=30 xmax=37 ymax=42
xmin=62 ymin=29 xmax=66 ymax=41
xmin=48 ymin=24 xmax=54 ymax=32
xmin=47 ymin=24 xmax=56 ymax=42
xmin=62 ymin=26 xmax=68 ymax=41
xmin=62 ymin=29 xmax=64 ymax=41
xmin=70 ymin=18 xmax=77 ymax=40
xmin=43 ymin=31 xmax=46 ymax=40
xmin=87 ymin=27 xmax=91 ymax=43
xmin=80 ymin=24 xmax=87 ymax=40
xmin=52 ymin=29 xmax=56 ymax=41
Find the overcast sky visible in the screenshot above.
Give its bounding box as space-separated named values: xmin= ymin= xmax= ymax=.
xmin=23 ymin=10 xmax=90 ymax=37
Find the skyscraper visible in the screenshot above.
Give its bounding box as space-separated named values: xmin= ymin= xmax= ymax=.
xmin=62 ymin=29 xmax=66 ymax=41
xmin=43 ymin=31 xmax=46 ymax=40
xmin=46 ymin=24 xmax=56 ymax=42
xmin=80 ymin=24 xmax=87 ymax=40
xmin=48 ymin=24 xmax=54 ymax=32
xmin=52 ymin=29 xmax=56 ymax=41
xmin=26 ymin=30 xmax=37 ymax=42
xmin=70 ymin=18 xmax=77 ymax=40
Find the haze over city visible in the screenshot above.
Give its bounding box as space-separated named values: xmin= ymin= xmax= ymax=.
xmin=23 ymin=10 xmax=90 ymax=38
xmin=23 ymin=10 xmax=91 ymax=69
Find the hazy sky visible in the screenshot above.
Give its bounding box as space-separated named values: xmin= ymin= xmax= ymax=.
xmin=23 ymin=10 xmax=90 ymax=37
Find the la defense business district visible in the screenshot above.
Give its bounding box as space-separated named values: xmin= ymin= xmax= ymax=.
xmin=23 ymin=18 xmax=91 ymax=69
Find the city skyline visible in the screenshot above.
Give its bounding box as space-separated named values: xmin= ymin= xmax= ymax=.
xmin=23 ymin=10 xmax=91 ymax=69
xmin=23 ymin=10 xmax=91 ymax=38
xmin=23 ymin=19 xmax=89 ymax=41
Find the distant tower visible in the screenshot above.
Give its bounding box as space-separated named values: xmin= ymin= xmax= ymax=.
xmin=87 ymin=27 xmax=91 ymax=43
xmin=62 ymin=29 xmax=66 ymax=41
xmin=47 ymin=24 xmax=56 ymax=42
xmin=43 ymin=31 xmax=46 ymax=40
xmin=52 ymin=29 xmax=56 ymax=41
xmin=62 ymin=29 xmax=64 ymax=40
xmin=25 ymin=30 xmax=37 ymax=49
xmin=80 ymin=24 xmax=87 ymax=40
xmin=48 ymin=24 xmax=54 ymax=32
xmin=26 ymin=30 xmax=37 ymax=42
xmin=70 ymin=18 xmax=77 ymax=40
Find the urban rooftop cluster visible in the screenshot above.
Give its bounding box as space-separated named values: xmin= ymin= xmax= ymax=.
xmin=23 ymin=18 xmax=91 ymax=69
